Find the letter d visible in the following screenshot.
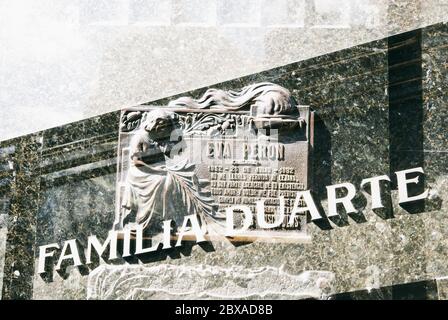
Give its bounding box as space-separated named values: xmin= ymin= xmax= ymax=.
xmin=225 ymin=205 xmax=253 ymax=237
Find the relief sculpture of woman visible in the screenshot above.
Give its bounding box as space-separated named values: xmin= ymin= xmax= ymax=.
xmin=114 ymin=82 xmax=305 ymax=236
xmin=115 ymin=109 xmax=218 ymax=235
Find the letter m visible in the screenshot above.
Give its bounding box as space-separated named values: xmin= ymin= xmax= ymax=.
xmin=86 ymin=231 xmax=118 ymax=264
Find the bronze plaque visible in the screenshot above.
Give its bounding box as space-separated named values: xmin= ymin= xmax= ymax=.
xmin=114 ymin=83 xmax=313 ymax=242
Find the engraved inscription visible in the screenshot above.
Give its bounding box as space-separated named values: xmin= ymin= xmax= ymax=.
xmin=115 ymin=82 xmax=314 ymax=242
xmin=209 ymin=165 xmax=306 ymax=230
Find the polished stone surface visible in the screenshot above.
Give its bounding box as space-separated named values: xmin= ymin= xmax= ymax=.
xmin=1 ymin=21 xmax=447 ymax=300
xmin=0 ymin=135 xmax=42 ymax=299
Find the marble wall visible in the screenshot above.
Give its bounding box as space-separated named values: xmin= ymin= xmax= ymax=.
xmin=0 ymin=21 xmax=447 ymax=300
xmin=3 ymin=0 xmax=448 ymax=142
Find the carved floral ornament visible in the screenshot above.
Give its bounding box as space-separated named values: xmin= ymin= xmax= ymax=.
xmin=36 ymin=83 xmax=430 ymax=275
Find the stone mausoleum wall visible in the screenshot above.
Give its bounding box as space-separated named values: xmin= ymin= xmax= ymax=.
xmin=0 ymin=21 xmax=447 ymax=300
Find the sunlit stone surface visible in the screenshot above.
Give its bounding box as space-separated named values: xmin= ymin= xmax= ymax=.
xmin=1 ymin=2 xmax=448 ymax=301
xmin=1 ymin=0 xmax=448 ymax=141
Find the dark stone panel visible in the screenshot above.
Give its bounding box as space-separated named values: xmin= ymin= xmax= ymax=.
xmin=422 ymin=51 xmax=448 ymax=101
xmin=36 ymin=113 xmax=119 ymax=272
xmin=42 ymin=111 xmax=119 ymax=150
xmin=422 ymin=152 xmax=448 ymax=184
xmin=388 ymin=38 xmax=421 ymax=67
xmin=36 ymin=110 xmax=119 ymax=244
xmin=3 ymin=22 xmax=448 ymax=299
xmin=1 ymin=134 xmax=42 ymax=300
xmin=36 ymin=174 xmax=116 ymax=248
xmin=0 ymin=110 xmax=120 ymax=298
xmin=422 ymin=22 xmax=448 ymax=49
xmin=389 ymin=62 xmax=422 ymax=85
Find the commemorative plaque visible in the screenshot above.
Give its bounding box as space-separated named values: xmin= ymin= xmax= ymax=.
xmin=114 ymin=82 xmax=314 ymax=243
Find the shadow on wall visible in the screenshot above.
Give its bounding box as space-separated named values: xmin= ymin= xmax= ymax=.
xmin=308 ymin=28 xmax=444 ymax=231
xmin=388 ymin=29 xmax=426 ymax=215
